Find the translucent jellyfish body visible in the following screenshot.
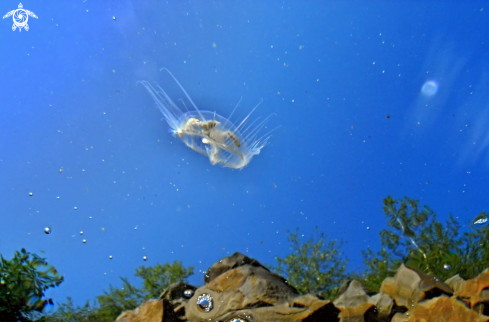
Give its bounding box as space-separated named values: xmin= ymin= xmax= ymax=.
xmin=140 ymin=69 xmax=275 ymax=169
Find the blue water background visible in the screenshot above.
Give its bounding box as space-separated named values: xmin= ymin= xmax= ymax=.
xmin=1 ymin=1 xmax=488 ymax=307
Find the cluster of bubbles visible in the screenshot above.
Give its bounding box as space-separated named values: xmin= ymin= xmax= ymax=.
xmin=33 ymin=190 xmax=148 ymax=260
xmin=196 ymin=294 xmax=213 ymax=312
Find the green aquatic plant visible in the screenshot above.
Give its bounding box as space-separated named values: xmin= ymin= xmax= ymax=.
xmin=362 ymin=196 xmax=463 ymax=291
xmin=43 ymin=260 xmax=194 ymax=322
xmin=273 ymin=228 xmax=348 ymax=300
xmin=0 ymin=248 xmax=63 ymax=322
xmin=362 ymin=196 xmax=489 ymax=291
xmin=38 ymin=297 xmax=100 ymax=322
xmin=456 ymin=211 xmax=489 ymax=279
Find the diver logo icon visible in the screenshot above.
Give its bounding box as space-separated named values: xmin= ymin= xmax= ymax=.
xmin=3 ymin=3 xmax=38 ymax=32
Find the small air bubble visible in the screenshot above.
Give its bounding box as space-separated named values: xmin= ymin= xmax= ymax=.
xmin=109 ymin=255 xmax=113 ymax=259
xmin=143 ymin=255 xmax=148 ymax=261
xmin=74 ymin=206 xmax=78 ymax=210
xmin=80 ymin=231 xmax=84 ymax=235
xmin=44 ymin=227 xmax=51 ymax=234
xmin=83 ymin=239 xmax=87 ymax=243
xmin=28 ymin=192 xmax=33 ymax=196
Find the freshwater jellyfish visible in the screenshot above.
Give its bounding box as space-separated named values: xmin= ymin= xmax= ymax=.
xmin=139 ymin=69 xmax=275 ymax=169
xmin=421 ymin=80 xmax=438 ymax=97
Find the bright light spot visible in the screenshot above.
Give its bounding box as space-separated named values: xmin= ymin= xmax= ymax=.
xmin=421 ymin=80 xmax=438 ymax=97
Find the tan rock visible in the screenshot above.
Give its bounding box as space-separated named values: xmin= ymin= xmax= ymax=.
xmin=452 ymin=267 xmax=489 ymax=314
xmin=117 ymin=253 xmax=489 ymax=322
xmin=380 ymin=264 xmax=452 ymax=307
xmin=333 ymin=280 xmax=376 ymax=321
xmin=115 ymin=299 xmax=163 ymax=322
xmin=405 ymin=295 xmax=489 ymax=322
xmin=444 ymin=274 xmax=465 ymax=292
xmin=368 ymin=293 xmax=394 ymax=321
xmin=185 ymin=254 xmax=337 ymax=322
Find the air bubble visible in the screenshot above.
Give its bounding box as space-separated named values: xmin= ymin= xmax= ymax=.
xmin=183 ymin=289 xmax=194 ymax=298
xmin=473 ymin=213 xmax=488 ymax=227
xmin=44 ymin=227 xmax=51 ymax=234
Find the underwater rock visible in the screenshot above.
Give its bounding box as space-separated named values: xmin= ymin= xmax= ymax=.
xmin=380 ymin=264 xmax=453 ymax=307
xmin=115 ymin=299 xmax=164 ymax=322
xmin=204 ymin=251 xmax=267 ymax=284
xmin=449 ymin=267 xmax=489 ymax=315
xmin=390 ymin=295 xmax=489 ymax=322
xmin=116 ymin=253 xmax=489 ymax=322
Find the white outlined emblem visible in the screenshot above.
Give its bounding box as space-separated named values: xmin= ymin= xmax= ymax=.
xmin=3 ymin=3 xmax=38 ymax=32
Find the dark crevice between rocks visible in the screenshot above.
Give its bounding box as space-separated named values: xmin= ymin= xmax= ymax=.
xmin=162 ymin=299 xmax=181 ymax=322
xmin=173 ymin=303 xmax=186 ymax=319
xmin=364 ymin=305 xmax=379 ymax=322
xmin=389 ymin=304 xmax=407 ymax=321
xmin=301 ymin=302 xmax=340 ymax=322
xmin=423 ymin=287 xmax=453 ymax=301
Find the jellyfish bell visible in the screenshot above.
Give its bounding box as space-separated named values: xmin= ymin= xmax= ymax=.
xmin=139 ymin=69 xmax=276 ymax=169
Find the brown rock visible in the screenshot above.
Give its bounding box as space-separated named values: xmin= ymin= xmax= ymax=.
xmin=333 ymin=280 xmax=376 ymax=322
xmin=204 ymin=252 xmax=266 ymax=284
xmin=115 ymin=253 xmax=489 ymax=322
xmin=452 ymin=267 xmax=489 ymax=315
xmin=368 ymin=293 xmax=394 ymax=321
xmin=185 ymin=255 xmax=339 ymax=322
xmin=444 ymin=274 xmax=465 ymax=293
xmin=115 ymin=299 xmax=163 ymax=322
xmin=405 ymin=295 xmax=488 ymax=322
xmin=380 ymin=264 xmax=452 ymax=308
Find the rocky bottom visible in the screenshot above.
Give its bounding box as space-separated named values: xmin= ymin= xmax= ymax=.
xmin=115 ymin=252 xmax=489 ymax=322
